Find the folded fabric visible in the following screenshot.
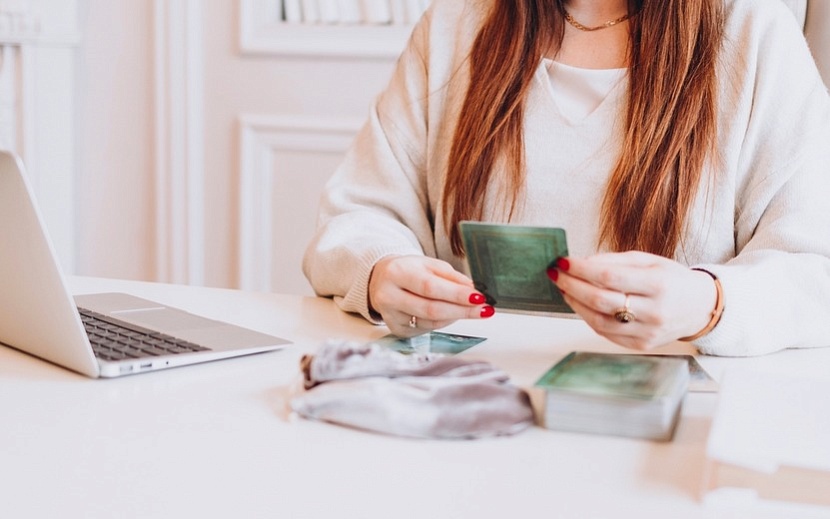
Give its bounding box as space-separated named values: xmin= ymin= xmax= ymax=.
xmin=290 ymin=341 xmax=534 ymax=440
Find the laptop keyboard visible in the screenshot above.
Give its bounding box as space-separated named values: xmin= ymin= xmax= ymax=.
xmin=78 ymin=308 xmax=211 ymax=362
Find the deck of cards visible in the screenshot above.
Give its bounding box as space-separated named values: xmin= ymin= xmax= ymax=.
xmin=460 ymin=221 xmax=574 ymax=315
xmin=531 ymin=352 xmax=690 ymax=441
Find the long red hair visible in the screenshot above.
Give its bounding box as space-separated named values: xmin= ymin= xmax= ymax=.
xmin=442 ymin=0 xmax=724 ymax=257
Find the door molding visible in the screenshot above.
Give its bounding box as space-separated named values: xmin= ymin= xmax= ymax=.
xmin=153 ymin=0 xmax=205 ymax=285
xmin=237 ymin=114 xmax=362 ymax=292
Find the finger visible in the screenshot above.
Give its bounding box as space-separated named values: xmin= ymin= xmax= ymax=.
xmin=571 ymin=251 xmax=663 ymax=268
xmin=559 ymin=273 xmax=654 ymax=322
xmin=428 ymin=259 xmax=475 ymax=286
xmin=384 ymin=310 xmax=456 ymax=338
xmin=565 ymin=290 xmax=661 ymax=342
xmin=399 ymin=268 xmax=481 ymax=307
xmin=565 ymin=295 xmax=668 ymax=351
xmin=557 ymin=253 xmax=667 ymax=295
xmin=564 ymin=294 xmax=643 ymax=335
xmin=370 ymin=256 xmax=490 ymax=330
xmin=373 ymin=258 xmax=479 ymax=310
xmin=403 ymin=288 xmax=491 ymax=322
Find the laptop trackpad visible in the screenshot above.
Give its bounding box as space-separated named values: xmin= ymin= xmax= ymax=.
xmin=114 ymin=308 xmax=224 ymax=332
xmin=115 ymin=308 xmax=283 ymax=349
xmin=76 ymin=292 xmax=225 ymax=332
xmin=75 ymin=292 xmax=289 ymax=351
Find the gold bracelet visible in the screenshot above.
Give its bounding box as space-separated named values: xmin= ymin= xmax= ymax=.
xmin=679 ymin=268 xmax=724 ymax=342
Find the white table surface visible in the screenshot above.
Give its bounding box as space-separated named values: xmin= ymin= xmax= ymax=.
xmin=1 ymin=276 xmax=829 ymax=519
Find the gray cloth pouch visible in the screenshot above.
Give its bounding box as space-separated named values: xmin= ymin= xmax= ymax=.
xmin=289 ymin=341 xmax=534 ymax=439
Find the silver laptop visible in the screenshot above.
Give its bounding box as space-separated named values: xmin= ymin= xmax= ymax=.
xmin=0 ymin=150 xmax=290 ymax=378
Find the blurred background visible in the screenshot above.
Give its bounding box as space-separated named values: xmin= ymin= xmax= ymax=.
xmin=1 ymin=0 xmax=825 ymax=298
xmin=0 ymin=0 xmax=425 ymax=295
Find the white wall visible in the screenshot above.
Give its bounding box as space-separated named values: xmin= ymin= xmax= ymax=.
xmin=72 ymin=0 xmax=406 ymax=294
xmin=0 ymin=0 xmax=80 ymax=272
xmin=202 ymin=1 xmax=401 ymax=293
xmin=76 ymin=0 xmax=155 ymax=281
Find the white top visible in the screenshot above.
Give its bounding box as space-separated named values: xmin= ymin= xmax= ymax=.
xmin=545 ymin=59 xmax=627 ymax=122
xmin=304 ymin=0 xmax=830 ymax=357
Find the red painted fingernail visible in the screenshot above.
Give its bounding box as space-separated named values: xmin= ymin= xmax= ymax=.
xmin=556 ymin=257 xmax=570 ymax=271
xmin=480 ymin=305 xmax=495 ymax=318
xmin=546 ymin=266 xmax=559 ymax=282
xmin=469 ymin=293 xmax=485 ymax=305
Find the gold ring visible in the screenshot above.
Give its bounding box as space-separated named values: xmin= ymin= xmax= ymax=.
xmin=408 ymin=315 xmax=418 ymax=328
xmin=613 ymin=294 xmax=636 ymax=323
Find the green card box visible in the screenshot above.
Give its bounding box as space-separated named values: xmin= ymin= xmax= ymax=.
xmin=532 ymin=352 xmax=689 ymax=441
xmin=459 ymin=221 xmax=573 ymax=315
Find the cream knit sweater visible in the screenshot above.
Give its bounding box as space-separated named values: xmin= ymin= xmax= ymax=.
xmin=304 ymin=0 xmax=830 ymax=356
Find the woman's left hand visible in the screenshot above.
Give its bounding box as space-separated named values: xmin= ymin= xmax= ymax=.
xmin=547 ymin=251 xmax=717 ymax=350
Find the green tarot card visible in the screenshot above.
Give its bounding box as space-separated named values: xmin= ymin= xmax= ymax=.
xmin=371 ymin=331 xmax=486 ymax=355
xmin=460 ymin=221 xmax=573 ymax=315
xmin=534 ymin=352 xmax=687 ymax=400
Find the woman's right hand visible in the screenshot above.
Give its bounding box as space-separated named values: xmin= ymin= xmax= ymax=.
xmin=368 ymin=255 xmax=495 ymax=337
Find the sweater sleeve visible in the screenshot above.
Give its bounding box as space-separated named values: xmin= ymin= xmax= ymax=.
xmin=302 ymin=10 xmax=437 ymax=322
xmin=693 ymin=1 xmax=830 ymax=356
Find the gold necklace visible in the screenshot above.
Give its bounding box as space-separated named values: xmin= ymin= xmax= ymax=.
xmin=563 ymin=10 xmax=632 ymax=32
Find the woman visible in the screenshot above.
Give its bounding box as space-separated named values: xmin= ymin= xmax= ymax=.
xmin=303 ymin=0 xmax=830 ymax=356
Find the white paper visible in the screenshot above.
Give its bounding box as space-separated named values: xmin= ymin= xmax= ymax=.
xmin=707 ymin=368 xmax=830 ymax=473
